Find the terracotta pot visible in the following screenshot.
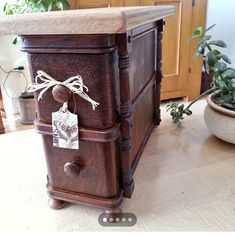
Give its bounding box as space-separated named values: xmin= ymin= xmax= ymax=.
xmin=204 ymin=93 xmax=235 ymax=144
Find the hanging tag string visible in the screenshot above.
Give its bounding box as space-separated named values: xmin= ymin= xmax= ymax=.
xmin=28 ymin=70 xmax=99 ymax=110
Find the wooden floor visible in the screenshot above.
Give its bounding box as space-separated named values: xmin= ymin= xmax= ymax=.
xmin=0 ymin=100 xmax=235 ymax=231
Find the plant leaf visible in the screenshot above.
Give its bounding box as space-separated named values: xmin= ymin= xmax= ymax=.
xmin=209 ymin=40 xmax=227 ymax=48
xmin=233 ymin=90 xmax=235 ymax=102
xmin=221 ymin=54 xmax=231 ymax=64
xmin=218 ymin=79 xmax=230 ymax=94
xmin=204 ymin=24 xmax=216 ymax=33
xmin=57 ymin=0 xmax=70 ymax=9
xmin=184 ymin=109 xmax=192 ymax=115
xmin=197 ymin=41 xmax=206 ymax=54
xmin=221 ymin=68 xmax=235 ymax=79
xmin=194 ymin=51 xmax=200 ymax=59
xmin=188 ymin=34 xmax=201 ymax=43
xmin=213 ymin=49 xmax=221 ymax=56
xmin=206 ymin=51 xmax=218 ymax=67
xmin=193 ymin=26 xmax=203 ymax=37
xmin=214 ymin=62 xmax=227 ymax=73
xmin=203 ymin=35 xmax=211 ymax=41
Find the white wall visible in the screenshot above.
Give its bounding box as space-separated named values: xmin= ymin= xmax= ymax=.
xmin=0 ymin=36 xmax=30 ymax=117
xmin=206 ymin=0 xmax=235 ymax=65
xmin=0 ymin=2 xmax=30 ymax=118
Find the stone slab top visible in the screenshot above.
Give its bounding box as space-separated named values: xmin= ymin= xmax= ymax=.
xmin=0 ymin=6 xmax=174 ymax=35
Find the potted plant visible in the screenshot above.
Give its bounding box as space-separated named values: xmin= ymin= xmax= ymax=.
xmin=167 ymin=24 xmax=235 ymax=144
xmin=4 ymin=0 xmax=70 ymax=15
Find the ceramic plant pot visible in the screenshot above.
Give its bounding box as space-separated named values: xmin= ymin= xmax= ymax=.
xmin=204 ymin=93 xmax=235 ymax=144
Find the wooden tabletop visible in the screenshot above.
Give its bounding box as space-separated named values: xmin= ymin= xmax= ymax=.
xmin=0 ymin=6 xmax=174 ymax=35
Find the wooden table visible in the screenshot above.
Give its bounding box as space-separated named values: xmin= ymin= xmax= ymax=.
xmin=0 ymin=6 xmax=174 ymax=212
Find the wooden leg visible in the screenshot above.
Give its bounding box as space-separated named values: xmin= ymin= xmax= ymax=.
xmin=123 ymin=179 xmax=135 ymax=198
xmin=104 ymin=206 xmax=122 ymax=215
xmin=48 ymin=198 xmax=67 ymax=210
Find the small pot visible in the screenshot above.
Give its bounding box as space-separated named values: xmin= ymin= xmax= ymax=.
xmin=204 ymin=93 xmax=235 ymax=144
xmin=18 ymin=92 xmax=36 ymax=125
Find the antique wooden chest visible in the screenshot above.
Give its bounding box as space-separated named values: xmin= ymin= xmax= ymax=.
xmin=0 ymin=6 xmax=174 ymax=212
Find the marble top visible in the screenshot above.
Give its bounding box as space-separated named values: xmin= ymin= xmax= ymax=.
xmin=0 ymin=6 xmax=174 ymax=35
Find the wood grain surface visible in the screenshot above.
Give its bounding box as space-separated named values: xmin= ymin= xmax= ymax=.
xmin=0 ymin=6 xmax=174 ymax=35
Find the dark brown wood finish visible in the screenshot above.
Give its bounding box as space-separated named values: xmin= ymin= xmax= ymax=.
xmin=22 ymin=20 xmax=164 ymax=211
xmin=155 ymin=20 xmax=164 ymax=125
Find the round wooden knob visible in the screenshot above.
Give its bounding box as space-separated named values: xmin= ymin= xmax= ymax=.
xmin=52 ymin=84 xmax=71 ymax=103
xmin=64 ymin=161 xmax=80 ymax=178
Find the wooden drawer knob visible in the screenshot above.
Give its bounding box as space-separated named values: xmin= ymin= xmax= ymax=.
xmin=52 ymin=84 xmax=71 ymax=103
xmin=64 ymin=162 xmax=80 ymax=178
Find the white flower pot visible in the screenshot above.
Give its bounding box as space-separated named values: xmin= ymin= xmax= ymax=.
xmin=204 ymin=93 xmax=235 ymax=144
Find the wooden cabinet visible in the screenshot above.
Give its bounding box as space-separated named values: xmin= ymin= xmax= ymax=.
xmin=23 ymin=19 xmax=165 ymax=209
xmin=3 ymin=6 xmax=173 ymax=211
xmin=69 ymin=0 xmax=207 ymax=101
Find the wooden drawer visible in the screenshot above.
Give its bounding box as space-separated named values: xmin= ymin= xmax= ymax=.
xmin=41 ymin=134 xmax=120 ymax=198
xmin=25 ymin=35 xmax=120 ymax=130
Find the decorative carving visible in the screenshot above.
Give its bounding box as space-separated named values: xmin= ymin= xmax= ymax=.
xmin=121 ymin=136 xmax=132 ymax=151
xmin=117 ymin=33 xmax=134 ymax=198
xmin=123 ymin=179 xmax=135 ymax=198
xmin=121 ymin=101 xmax=132 ymax=118
xmin=119 ymin=55 xmax=131 ymax=70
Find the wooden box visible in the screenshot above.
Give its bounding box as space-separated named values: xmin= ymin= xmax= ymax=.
xmin=0 ymin=6 xmax=174 ymax=211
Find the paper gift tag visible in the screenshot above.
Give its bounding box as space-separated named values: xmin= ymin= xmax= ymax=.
xmin=52 ymin=108 xmax=79 ymax=150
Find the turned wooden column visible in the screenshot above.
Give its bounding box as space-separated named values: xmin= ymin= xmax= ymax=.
xmin=154 ymin=19 xmax=164 ymax=126
xmin=117 ymin=32 xmax=135 ymax=198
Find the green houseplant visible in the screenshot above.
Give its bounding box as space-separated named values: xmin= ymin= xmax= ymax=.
xmin=167 ymin=24 xmax=235 ymax=144
xmin=4 ymin=0 xmax=70 ymax=15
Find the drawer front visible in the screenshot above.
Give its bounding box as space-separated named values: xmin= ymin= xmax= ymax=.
xmin=131 ymin=80 xmax=155 ymax=163
xmin=129 ymin=27 xmax=156 ymax=101
xmin=42 ymin=135 xmax=120 ymax=198
xmin=28 ymin=52 xmax=119 ymax=129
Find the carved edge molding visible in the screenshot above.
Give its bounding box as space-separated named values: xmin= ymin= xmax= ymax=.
xmin=154 ymin=20 xmax=164 ymax=126
xmin=117 ymin=32 xmax=134 ymax=198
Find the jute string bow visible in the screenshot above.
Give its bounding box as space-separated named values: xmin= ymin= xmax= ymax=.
xmin=28 ymin=70 xmax=99 ymax=110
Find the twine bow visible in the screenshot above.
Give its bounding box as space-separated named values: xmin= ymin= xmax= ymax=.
xmin=28 ymin=70 xmax=99 ymax=110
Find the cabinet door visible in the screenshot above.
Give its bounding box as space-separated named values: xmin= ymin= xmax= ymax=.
xmin=140 ymin=0 xmax=193 ymax=100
